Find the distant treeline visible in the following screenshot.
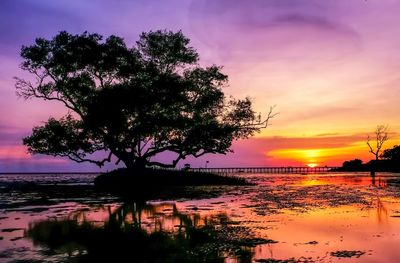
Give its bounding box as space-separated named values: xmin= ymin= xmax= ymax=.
xmin=335 ymin=145 xmax=400 ymax=172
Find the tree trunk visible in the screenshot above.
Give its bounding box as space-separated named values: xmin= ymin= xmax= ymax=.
xmin=132 ymin=158 xmax=147 ymax=171
xmin=370 ymin=159 xmax=377 ymax=177
xmin=117 ymin=150 xmax=147 ymax=172
xmin=115 ymin=150 xmax=147 ymax=171
xmin=123 ymin=160 xmax=134 ymax=171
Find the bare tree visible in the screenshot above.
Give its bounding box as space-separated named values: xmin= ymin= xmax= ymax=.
xmin=367 ymin=125 xmax=389 ymax=161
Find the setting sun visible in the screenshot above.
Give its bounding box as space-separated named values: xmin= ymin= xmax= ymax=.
xmin=307 ymin=163 xmax=318 ymax=168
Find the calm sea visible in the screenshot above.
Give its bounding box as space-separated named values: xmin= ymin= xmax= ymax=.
xmin=0 ymin=173 xmax=99 ymax=185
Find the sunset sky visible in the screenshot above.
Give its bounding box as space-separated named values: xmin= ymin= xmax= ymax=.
xmin=1 ymin=0 xmax=400 ymax=172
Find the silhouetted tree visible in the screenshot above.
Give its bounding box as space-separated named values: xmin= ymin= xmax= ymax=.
xmin=367 ymin=125 xmax=389 ymax=161
xmin=381 ymin=145 xmax=400 ymax=161
xmin=17 ymin=30 xmax=275 ymax=170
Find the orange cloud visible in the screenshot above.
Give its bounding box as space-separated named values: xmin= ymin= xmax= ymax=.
xmin=223 ymin=133 xmax=400 ymax=167
xmin=266 ymin=134 xmax=400 ymax=166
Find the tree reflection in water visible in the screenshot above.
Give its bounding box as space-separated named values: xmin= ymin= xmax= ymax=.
xmin=26 ymin=202 xmax=253 ymax=263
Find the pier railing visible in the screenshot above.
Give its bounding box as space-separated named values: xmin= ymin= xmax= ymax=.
xmin=189 ymin=166 xmax=339 ymax=174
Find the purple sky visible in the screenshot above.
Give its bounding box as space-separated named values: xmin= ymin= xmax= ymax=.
xmin=1 ymin=0 xmax=400 ymax=172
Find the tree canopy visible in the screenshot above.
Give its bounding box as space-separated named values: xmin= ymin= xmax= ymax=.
xmin=341 ymin=159 xmax=363 ymax=171
xmin=17 ymin=30 xmax=274 ymax=170
xmin=380 ymin=145 xmax=400 ymax=161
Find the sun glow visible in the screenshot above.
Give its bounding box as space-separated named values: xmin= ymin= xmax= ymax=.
xmin=267 ymin=143 xmax=372 ymax=166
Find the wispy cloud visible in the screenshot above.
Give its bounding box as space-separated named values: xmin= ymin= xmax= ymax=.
xmin=189 ymin=0 xmax=361 ymax=59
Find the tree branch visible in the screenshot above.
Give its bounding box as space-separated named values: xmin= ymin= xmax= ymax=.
xmin=143 ymin=145 xmax=177 ymax=159
xmin=366 ymin=136 xmax=376 ymax=155
xmin=245 ymin=105 xmax=278 ymax=129
xmin=67 ymin=151 xmax=113 ymax=167
xmin=15 ymin=76 xmax=83 ymax=117
xmin=147 ymin=153 xmax=184 ymax=168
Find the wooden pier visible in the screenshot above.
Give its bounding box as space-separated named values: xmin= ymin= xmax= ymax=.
xmin=189 ymin=166 xmax=339 ymax=174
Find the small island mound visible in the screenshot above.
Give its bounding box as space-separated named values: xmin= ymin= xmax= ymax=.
xmin=94 ymin=168 xmax=250 ymax=197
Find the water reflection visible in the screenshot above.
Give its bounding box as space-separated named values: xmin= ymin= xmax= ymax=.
xmin=26 ymin=202 xmax=254 ymax=263
xmin=2 ymin=173 xmax=400 ymax=262
xmin=371 ymin=176 xmax=389 ymax=188
xmin=376 ymin=197 xmax=389 ymax=225
xmin=297 ymin=174 xmax=391 ymax=187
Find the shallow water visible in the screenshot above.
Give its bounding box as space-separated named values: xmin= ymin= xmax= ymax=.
xmin=0 ymin=173 xmax=98 ymax=185
xmin=1 ymin=172 xmax=400 ymax=262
